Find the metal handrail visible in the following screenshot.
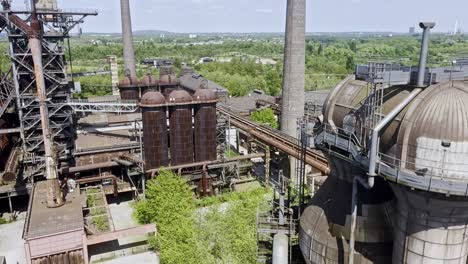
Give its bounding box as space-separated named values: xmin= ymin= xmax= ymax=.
xmin=378 ymin=152 xmax=468 ymax=180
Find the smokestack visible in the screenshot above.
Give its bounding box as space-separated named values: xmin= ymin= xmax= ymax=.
xmin=29 ymin=0 xmax=63 ymax=207
xmin=281 ymin=0 xmax=306 ymax=182
xmin=120 ymin=0 xmax=137 ymax=79
xmin=417 ymin=22 xmax=435 ymax=87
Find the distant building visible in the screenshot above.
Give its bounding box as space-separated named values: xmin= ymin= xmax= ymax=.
xmin=409 ymin=27 xmax=415 ymax=35
xmin=141 ymin=58 xmax=175 ymax=68
xmin=198 ymin=57 xmax=215 ymax=64
xmin=189 ymin=34 xmax=198 ymax=39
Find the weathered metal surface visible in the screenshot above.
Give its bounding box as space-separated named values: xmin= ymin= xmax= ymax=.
xmin=299 ymin=172 xmax=393 ymax=264
xmin=29 ymin=12 xmax=63 ymax=207
xmin=391 ymin=184 xmax=468 ymax=264
xmin=193 ymin=89 xmax=217 ymax=162
xmin=396 ymin=81 xmax=468 ymax=180
xmin=31 ymin=249 xmax=84 ymax=264
xmin=140 ymin=91 xmax=169 ymax=170
xmin=118 ymin=76 xmax=139 ymax=100
xmin=140 ymin=74 xmax=159 ymax=95
xmin=168 ymin=90 xmax=193 ymax=165
xmin=218 ymin=107 xmax=330 ymax=174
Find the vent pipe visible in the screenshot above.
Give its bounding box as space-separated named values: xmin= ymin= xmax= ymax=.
xmin=417 ymin=22 xmax=435 ymax=87
xmin=120 ymin=0 xmax=137 ymax=79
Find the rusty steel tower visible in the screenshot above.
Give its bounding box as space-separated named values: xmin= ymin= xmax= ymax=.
xmin=0 ymin=1 xmax=96 ymax=204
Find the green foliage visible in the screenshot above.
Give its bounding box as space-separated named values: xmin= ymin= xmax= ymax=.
xmin=92 ymin=215 xmax=110 ymax=232
xmin=134 ymin=170 xmax=270 ymax=264
xmin=197 ymin=58 xmax=282 ymax=96
xmin=196 ymin=187 xmax=270 ymax=264
xmin=0 ymin=217 xmax=8 ymax=225
xmin=224 ymin=148 xmax=238 ymax=158
xmin=134 ymin=170 xmax=209 ymax=264
xmin=250 ymin=108 xmax=278 ymax=129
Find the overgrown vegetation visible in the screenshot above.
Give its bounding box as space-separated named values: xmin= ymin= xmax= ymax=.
xmin=134 ymin=170 xmax=270 ymax=264
xmin=250 ymin=108 xmax=278 ymax=129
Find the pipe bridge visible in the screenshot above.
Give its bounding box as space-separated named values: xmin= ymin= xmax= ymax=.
xmin=218 ymin=106 xmax=330 ymax=174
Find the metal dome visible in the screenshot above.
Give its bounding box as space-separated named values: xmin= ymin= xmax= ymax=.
xmin=119 ymin=76 xmax=138 ymax=87
xmin=140 ymin=91 xmax=165 ymax=107
xmin=193 ymin=88 xmax=217 ymax=102
xmin=396 ymin=81 xmax=468 ymax=180
xmin=168 ymin=90 xmax=192 ymax=103
xmin=141 ymin=74 xmax=158 ymax=87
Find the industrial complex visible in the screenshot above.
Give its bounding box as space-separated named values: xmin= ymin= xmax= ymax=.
xmin=0 ymin=0 xmax=467 ymax=263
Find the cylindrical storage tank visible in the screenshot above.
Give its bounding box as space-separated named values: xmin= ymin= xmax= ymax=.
xmin=299 ymin=158 xmax=394 ymax=264
xmin=389 ymin=81 xmax=468 ymax=264
xmin=119 ymin=76 xmax=139 ymax=100
xmin=272 ymin=233 xmax=289 ymax=264
xmin=140 ymin=91 xmax=169 ymax=170
xmin=140 ymin=74 xmax=159 ymax=95
xmin=193 ymin=89 xmax=218 ymax=162
xmin=159 ymin=66 xmax=178 ymax=95
xmin=168 ymin=90 xmax=194 ymax=166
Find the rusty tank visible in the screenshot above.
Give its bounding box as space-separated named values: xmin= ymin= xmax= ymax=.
xmin=168 ymin=90 xmax=194 ymax=166
xmin=118 ymin=76 xmax=139 ymax=100
xmin=140 ymin=91 xmax=169 ymax=170
xmin=140 ymin=73 xmax=159 ymax=95
xmin=193 ymin=89 xmax=218 ymax=162
xmin=159 ymin=66 xmax=178 ymax=96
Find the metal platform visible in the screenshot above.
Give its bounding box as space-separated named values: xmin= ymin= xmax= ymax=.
xmin=24 ymin=181 xmax=84 ymax=240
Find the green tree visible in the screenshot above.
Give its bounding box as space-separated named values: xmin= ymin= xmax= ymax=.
xmin=250 ymin=108 xmax=278 ymax=129
xmin=134 ymin=170 xmax=210 ymax=264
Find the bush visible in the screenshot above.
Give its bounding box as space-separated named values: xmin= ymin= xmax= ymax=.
xmin=251 ymin=108 xmax=278 ymax=129
xmin=134 ymin=170 xmax=210 ymax=264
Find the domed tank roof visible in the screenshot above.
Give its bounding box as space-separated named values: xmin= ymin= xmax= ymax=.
xmin=119 ymin=76 xmax=138 ymax=87
xmin=396 ymin=81 xmax=468 ymax=179
xmin=141 ymin=74 xmax=158 ymax=87
xmin=140 ymin=91 xmax=165 ymax=107
xmin=168 ymin=89 xmax=192 ymax=103
xmin=193 ymin=88 xmax=217 ymax=102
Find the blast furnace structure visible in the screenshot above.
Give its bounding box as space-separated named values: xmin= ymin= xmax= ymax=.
xmin=300 ymin=22 xmax=468 ymax=264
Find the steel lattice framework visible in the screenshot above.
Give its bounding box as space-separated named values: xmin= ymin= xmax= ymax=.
xmin=0 ymin=7 xmax=97 ymax=178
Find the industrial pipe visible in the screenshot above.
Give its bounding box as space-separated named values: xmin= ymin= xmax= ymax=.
xmin=417 ymin=22 xmax=436 ymax=87
xmin=349 ymin=88 xmax=423 ymax=264
xmin=29 ymin=1 xmax=63 ymax=208
xmin=147 ymin=153 xmax=265 ymax=177
xmin=272 ymin=233 xmax=289 ymax=264
xmin=120 ymin=0 xmax=137 ymax=79
xmin=368 ymin=88 xmax=422 ymax=179
xmin=60 ymin=161 xmax=120 ymax=174
xmin=348 ymin=176 xmax=373 ymax=264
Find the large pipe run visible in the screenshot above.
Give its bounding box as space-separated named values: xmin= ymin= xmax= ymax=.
xmin=29 ymin=2 xmax=63 ymax=208
xmin=417 ymin=22 xmax=435 ymax=87
xmin=120 ymin=0 xmax=137 ymax=79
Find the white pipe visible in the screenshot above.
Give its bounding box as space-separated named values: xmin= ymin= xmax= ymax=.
xmin=349 ymin=87 xmax=422 ymax=264
xmin=273 ymin=233 xmax=288 ymax=264
xmin=367 ymin=88 xmax=422 ymax=179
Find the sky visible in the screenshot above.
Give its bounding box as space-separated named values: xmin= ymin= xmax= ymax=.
xmin=18 ymin=0 xmax=468 ymax=33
